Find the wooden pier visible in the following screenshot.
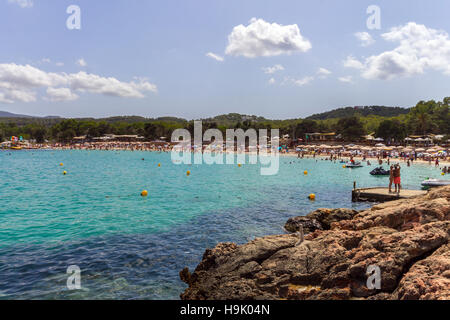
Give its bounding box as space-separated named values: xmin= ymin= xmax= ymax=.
xmin=352 ymin=185 xmax=427 ymax=202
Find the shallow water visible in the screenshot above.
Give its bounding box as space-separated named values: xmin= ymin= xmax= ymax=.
xmin=0 ymin=150 xmax=443 ymax=299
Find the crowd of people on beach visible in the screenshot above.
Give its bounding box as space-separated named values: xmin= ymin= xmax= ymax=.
xmin=3 ymin=140 xmax=449 ymax=174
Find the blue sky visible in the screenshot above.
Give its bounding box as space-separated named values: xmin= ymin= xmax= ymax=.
xmin=1 ymin=0 xmax=449 ymax=119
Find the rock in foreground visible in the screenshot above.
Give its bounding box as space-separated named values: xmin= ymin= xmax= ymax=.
xmin=180 ymin=186 xmax=450 ymax=300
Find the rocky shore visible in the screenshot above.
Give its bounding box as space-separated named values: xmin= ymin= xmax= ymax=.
xmin=180 ymin=186 xmax=450 ymax=300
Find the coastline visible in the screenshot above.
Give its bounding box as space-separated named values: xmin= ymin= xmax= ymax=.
xmin=179 ymin=186 xmax=450 ymax=300
xmin=4 ymin=146 xmax=450 ymax=167
xmin=280 ymin=152 xmax=450 ymax=167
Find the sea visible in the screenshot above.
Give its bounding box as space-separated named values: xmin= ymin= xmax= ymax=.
xmin=0 ymin=150 xmax=443 ymax=299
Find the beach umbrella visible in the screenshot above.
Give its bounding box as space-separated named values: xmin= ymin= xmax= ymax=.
xmin=375 ymin=143 xmax=386 ymax=147
xmin=415 ymin=148 xmax=425 ymax=152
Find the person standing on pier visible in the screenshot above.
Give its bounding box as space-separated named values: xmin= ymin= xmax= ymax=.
xmin=389 ymin=165 xmax=394 ymax=193
xmin=393 ymin=164 xmax=401 ymax=194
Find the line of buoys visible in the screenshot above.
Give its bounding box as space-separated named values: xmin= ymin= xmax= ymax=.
xmin=141 ymin=190 xmax=148 ymax=197
xmin=308 ymin=193 xmax=316 ymax=200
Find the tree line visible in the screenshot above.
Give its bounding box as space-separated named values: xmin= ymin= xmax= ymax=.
xmin=0 ymin=98 xmax=448 ymax=143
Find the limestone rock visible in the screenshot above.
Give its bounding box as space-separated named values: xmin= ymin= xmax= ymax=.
xmin=180 ymin=186 xmax=450 ymax=300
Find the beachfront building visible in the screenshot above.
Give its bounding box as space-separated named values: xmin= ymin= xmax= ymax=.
xmin=405 ymin=136 xmax=434 ymax=146
xmin=304 ymin=132 xmax=337 ymax=142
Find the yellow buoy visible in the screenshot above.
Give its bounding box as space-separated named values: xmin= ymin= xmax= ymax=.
xmin=141 ymin=190 xmax=148 ymax=197
xmin=186 ymin=170 xmax=191 ymax=176
xmin=59 ymin=163 xmax=64 ymax=166
xmin=158 ymin=163 xmax=161 ymax=167
xmin=63 ymin=171 xmax=67 ymax=175
xmin=343 ymin=165 xmax=346 ymax=168
xmin=308 ymin=193 xmax=316 ymax=200
xmin=304 ymin=170 xmax=308 ymax=175
xmin=238 ymin=164 xmax=242 ymax=168
xmin=442 ymin=172 xmax=445 ymax=176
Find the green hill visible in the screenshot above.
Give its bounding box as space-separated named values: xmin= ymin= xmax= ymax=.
xmin=307 ymin=106 xmax=410 ymax=120
xmin=201 ymin=113 xmax=268 ymax=125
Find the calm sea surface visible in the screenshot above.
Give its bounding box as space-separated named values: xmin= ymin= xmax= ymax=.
xmin=0 ymin=150 xmax=443 ymax=299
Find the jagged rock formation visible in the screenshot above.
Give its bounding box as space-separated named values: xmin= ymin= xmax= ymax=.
xmin=284 ymin=208 xmax=359 ymax=233
xmin=180 ymin=186 xmax=450 ymax=300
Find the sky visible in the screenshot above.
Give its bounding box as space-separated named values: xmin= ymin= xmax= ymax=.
xmin=1 ymin=0 xmax=450 ymax=119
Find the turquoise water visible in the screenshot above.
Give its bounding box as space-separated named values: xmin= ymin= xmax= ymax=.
xmin=0 ymin=150 xmax=444 ymax=299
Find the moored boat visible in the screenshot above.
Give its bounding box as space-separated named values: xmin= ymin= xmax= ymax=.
xmin=421 ymin=179 xmax=450 ymax=188
xmin=345 ymin=161 xmax=363 ymax=168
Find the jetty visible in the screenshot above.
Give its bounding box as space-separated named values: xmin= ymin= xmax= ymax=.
xmin=352 ymin=186 xmax=427 ymax=202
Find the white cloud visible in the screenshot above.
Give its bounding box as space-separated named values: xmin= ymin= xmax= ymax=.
xmin=283 ymin=76 xmax=314 ymax=87
xmin=294 ymin=76 xmax=313 ymax=86
xmin=46 ymin=87 xmax=79 ymax=102
xmin=40 ymin=58 xmax=64 ymax=67
xmin=67 ymin=72 xmax=157 ymax=98
xmin=354 ymin=32 xmax=375 ymax=47
xmin=205 ymin=52 xmax=224 ymax=62
xmin=317 ymin=67 xmax=331 ymax=78
xmin=347 ymin=22 xmax=450 ymax=80
xmin=8 ymin=0 xmax=33 ymax=8
xmin=0 ymin=88 xmax=36 ymax=103
xmin=338 ymin=76 xmax=353 ymax=83
xmin=77 ymin=58 xmax=87 ymax=67
xmin=343 ymin=55 xmax=364 ymax=70
xmin=0 ymin=63 xmax=157 ymax=103
xmin=225 ymin=18 xmax=312 ymax=58
xmin=262 ymin=64 xmax=284 ymax=74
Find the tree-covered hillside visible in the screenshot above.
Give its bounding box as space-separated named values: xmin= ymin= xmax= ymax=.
xmin=0 ymin=98 xmax=448 ymax=143
xmin=307 ymin=106 xmax=411 ymax=120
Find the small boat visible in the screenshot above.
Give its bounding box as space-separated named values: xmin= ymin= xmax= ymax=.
xmin=370 ymin=167 xmax=390 ymax=176
xmin=421 ymin=179 xmax=450 ymax=188
xmin=345 ymin=161 xmax=363 ymax=168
